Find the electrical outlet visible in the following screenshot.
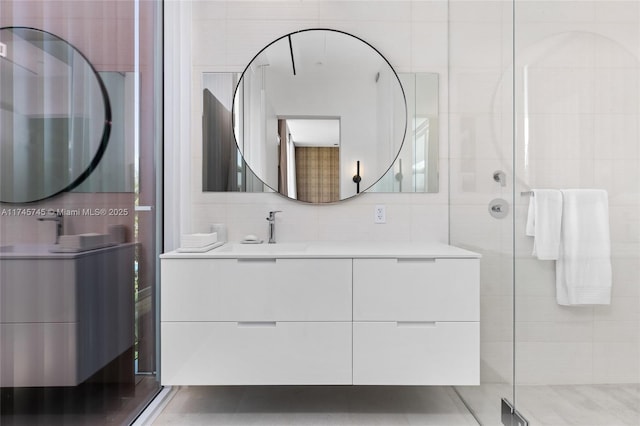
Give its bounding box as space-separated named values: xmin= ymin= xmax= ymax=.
xmin=374 ymin=205 xmax=386 ymax=224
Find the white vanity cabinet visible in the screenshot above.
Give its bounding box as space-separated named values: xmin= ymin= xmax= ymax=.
xmin=352 ymin=258 xmax=480 ymax=385
xmin=160 ymin=258 xmax=353 ymax=385
xmin=160 ymin=242 xmax=480 ymax=386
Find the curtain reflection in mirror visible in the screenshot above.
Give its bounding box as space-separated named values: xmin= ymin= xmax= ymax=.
xmin=203 ymin=73 xmax=262 ymax=192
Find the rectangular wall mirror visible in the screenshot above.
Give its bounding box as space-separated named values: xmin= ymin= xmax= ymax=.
xmin=369 ymin=73 xmax=439 ymax=193
xmin=202 ymin=72 xmax=439 ymax=195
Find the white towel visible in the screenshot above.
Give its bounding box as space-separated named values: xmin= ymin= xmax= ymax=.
xmin=525 ymin=189 xmax=563 ymax=260
xmin=556 ymin=189 xmax=611 ymax=305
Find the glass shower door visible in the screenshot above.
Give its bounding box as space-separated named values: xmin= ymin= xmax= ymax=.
xmin=0 ymin=1 xmax=163 ymax=424
xmin=449 ymin=0 xmax=516 ymax=424
xmin=512 ymin=1 xmax=640 ymax=424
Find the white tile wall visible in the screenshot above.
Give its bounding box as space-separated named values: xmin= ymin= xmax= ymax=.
xmin=176 ymin=1 xmax=450 ymax=247
xmin=515 ymin=2 xmax=640 ymax=382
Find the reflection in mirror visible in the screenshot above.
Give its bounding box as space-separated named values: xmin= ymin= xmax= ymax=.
xmin=72 ymin=72 xmax=134 ymax=193
xmin=232 ymin=29 xmax=406 ymax=202
xmin=280 ymin=117 xmax=340 ymax=202
xmin=202 ymin=71 xmax=438 ymax=195
xmin=0 ymin=27 xmax=111 ymax=203
xmin=370 ymin=73 xmax=439 ymax=193
xmin=203 ymin=72 xmax=263 ymax=192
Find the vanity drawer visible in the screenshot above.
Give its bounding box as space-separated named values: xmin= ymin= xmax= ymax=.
xmin=352 ymin=321 xmax=479 ymax=385
xmin=161 ymin=258 xmax=352 ymax=321
xmin=161 ymin=321 xmax=352 ymax=385
xmin=353 ymin=258 xmax=479 ymax=321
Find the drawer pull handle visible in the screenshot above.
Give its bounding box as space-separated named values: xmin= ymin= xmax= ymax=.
xmin=396 ymin=258 xmax=436 ymax=263
xmin=396 ymin=321 xmax=437 ymax=328
xmin=236 ymin=258 xmax=277 ymax=263
xmin=237 ymin=321 xmax=277 ymax=327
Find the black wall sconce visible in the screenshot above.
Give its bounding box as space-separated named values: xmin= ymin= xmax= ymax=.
xmin=353 ymin=160 xmax=362 ymax=193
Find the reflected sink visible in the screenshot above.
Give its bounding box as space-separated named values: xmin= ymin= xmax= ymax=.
xmin=54 ymin=233 xmax=114 ymax=252
xmin=0 ymin=244 xmax=55 ymax=255
xmin=0 ymin=240 xmax=116 ymax=258
xmin=215 ymin=243 xmax=309 ymax=254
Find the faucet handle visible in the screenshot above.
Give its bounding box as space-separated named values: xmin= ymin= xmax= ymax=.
xmin=267 ymin=210 xmax=282 ymax=220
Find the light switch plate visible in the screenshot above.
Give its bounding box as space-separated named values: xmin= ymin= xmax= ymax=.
xmin=0 ymin=42 xmax=6 ymax=58
xmin=374 ymin=205 xmax=386 ymax=224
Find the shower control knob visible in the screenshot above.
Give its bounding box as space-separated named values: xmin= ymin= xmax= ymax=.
xmin=488 ymin=198 xmax=509 ymax=219
xmin=493 ymin=170 xmax=507 ymax=187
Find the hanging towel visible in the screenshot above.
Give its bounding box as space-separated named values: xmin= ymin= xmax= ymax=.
xmin=556 ymin=189 xmax=612 ymax=305
xmin=525 ymin=189 xmax=563 ymax=260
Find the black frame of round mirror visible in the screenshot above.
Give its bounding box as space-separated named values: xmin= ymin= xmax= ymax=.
xmin=231 ymin=28 xmax=407 ymax=203
xmin=0 ymin=26 xmax=112 ymax=204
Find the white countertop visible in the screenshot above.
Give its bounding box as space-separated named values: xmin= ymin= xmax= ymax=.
xmin=160 ymin=241 xmax=480 ymax=259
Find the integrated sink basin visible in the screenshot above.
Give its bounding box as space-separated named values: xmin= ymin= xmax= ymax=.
xmin=162 ymin=241 xmax=482 ymax=260
xmin=215 ymin=243 xmax=309 ymax=254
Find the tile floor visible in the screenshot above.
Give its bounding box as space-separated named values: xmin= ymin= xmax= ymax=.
xmin=151 ymin=383 xmax=640 ymax=426
xmin=152 ymin=385 xmax=480 ymax=425
xmin=458 ymin=383 xmax=640 ymax=426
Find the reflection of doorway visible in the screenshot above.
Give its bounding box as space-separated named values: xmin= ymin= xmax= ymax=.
xmin=278 ymin=118 xmax=340 ymax=203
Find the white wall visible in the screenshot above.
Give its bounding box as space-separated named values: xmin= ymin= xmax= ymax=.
xmin=165 ymin=0 xmax=450 ymax=247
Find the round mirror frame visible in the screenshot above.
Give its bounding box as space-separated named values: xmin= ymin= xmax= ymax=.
xmin=231 ymin=28 xmax=407 ymax=203
xmin=0 ymin=27 xmax=112 ymax=203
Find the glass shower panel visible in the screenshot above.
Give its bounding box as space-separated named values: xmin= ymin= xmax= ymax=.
xmin=450 ymin=0 xmax=516 ymax=424
xmin=513 ymin=0 xmax=640 ymax=424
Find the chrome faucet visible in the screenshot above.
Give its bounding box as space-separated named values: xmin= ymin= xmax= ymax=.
xmin=38 ymin=210 xmax=64 ymax=244
xmin=266 ymin=210 xmax=282 ymax=244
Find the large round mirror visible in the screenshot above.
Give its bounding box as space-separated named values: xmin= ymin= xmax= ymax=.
xmin=232 ymin=29 xmax=406 ymax=203
xmin=0 ymin=27 xmax=111 ymax=203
